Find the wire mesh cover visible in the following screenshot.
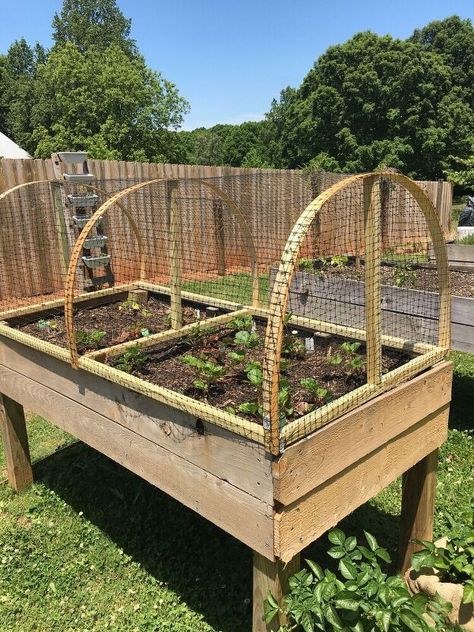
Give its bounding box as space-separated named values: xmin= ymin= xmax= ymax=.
xmin=0 ymin=172 xmax=449 ymax=452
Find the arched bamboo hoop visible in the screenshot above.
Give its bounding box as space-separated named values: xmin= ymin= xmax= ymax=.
xmin=262 ymin=172 xmax=450 ymax=455
xmin=64 ymin=178 xmax=259 ymax=367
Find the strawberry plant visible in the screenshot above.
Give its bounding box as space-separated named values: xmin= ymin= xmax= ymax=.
xmin=75 ymin=329 xmax=106 ymax=350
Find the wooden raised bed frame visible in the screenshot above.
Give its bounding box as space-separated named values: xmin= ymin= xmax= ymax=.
xmin=0 ymin=172 xmax=453 ymax=630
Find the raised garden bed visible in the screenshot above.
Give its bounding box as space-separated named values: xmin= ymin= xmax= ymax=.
xmin=274 ymin=257 xmax=474 ymax=353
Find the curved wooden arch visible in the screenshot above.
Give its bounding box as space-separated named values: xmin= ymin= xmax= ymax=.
xmin=0 ymin=179 xmax=145 ymax=279
xmin=261 ymin=172 xmax=450 ymax=454
xmin=65 ymin=177 xmax=260 ymax=367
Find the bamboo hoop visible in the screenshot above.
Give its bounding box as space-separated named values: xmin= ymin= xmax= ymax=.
xmin=262 ymin=172 xmax=450 ymax=455
xmin=65 ymin=178 xmax=259 ymax=367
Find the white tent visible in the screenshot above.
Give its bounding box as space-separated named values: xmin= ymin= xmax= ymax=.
xmin=0 ymin=131 xmax=31 ymax=159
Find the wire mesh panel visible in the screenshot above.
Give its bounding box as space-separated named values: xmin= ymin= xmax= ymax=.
xmin=0 ymin=171 xmax=449 ymax=453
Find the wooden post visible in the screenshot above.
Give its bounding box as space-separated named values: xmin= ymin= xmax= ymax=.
xmin=364 ymin=176 xmax=382 ymax=385
xmin=253 ymin=552 xmax=300 ymax=632
xmin=167 ymin=180 xmax=183 ymax=329
xmin=213 ymin=198 xmax=226 ymax=276
xmin=0 ymin=393 xmax=33 ymax=492
xmin=398 ymin=449 xmax=438 ymax=574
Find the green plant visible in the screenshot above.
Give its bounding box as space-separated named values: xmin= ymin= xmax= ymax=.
xmin=238 ymin=400 xmax=263 ymax=418
xmin=278 ymin=378 xmax=293 ymax=426
xmin=393 ymin=262 xmax=417 ymax=288
xmin=181 ymin=354 xmax=225 ymax=394
xmin=75 ymin=329 xmax=106 ymax=349
xmin=244 ymin=360 xmax=263 ymax=386
xmin=227 ymin=350 xmax=246 ymax=364
xmin=264 ymin=529 xmax=453 ymax=632
xmin=234 ymin=329 xmax=260 ymax=349
xmin=230 ymin=315 xmax=254 ymax=331
xmin=37 ymin=319 xmax=58 ymax=332
xmin=119 ymin=297 xmax=151 ymax=318
xmin=327 ymin=342 xmax=365 ymax=373
xmin=115 ymin=345 xmax=148 ymax=373
xmin=457 ymin=233 xmax=474 ymax=245
xmin=300 ymin=377 xmax=333 ymax=404
xmin=412 ymin=504 xmax=474 ymax=604
xmin=283 ymin=335 xmax=305 ymax=358
xmin=299 ymin=257 xmax=315 ymax=271
xmin=330 ymin=255 xmax=349 ymax=269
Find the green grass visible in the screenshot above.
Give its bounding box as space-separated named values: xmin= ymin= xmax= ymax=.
xmin=183 ymin=272 xmax=270 ymax=307
xmin=0 ymin=319 xmax=473 ymax=630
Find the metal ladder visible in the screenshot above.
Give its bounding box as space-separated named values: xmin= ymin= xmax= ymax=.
xmin=52 ymin=152 xmax=114 ymax=291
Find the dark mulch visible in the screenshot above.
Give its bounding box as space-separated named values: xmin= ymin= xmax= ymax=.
xmin=16 ymin=296 xmax=197 ymax=352
xmin=106 ymin=322 xmax=410 ymax=424
xmin=314 ymin=261 xmax=474 ymax=297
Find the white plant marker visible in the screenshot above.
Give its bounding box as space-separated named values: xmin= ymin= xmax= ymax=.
xmin=305 ymin=336 xmax=315 ymax=353
xmin=194 ymin=308 xmax=201 ymax=320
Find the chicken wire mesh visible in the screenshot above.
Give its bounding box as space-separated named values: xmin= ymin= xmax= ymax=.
xmin=0 ymin=171 xmax=449 ymax=453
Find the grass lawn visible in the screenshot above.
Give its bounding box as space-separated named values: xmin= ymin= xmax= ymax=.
xmin=0 ymin=275 xmax=473 ymax=630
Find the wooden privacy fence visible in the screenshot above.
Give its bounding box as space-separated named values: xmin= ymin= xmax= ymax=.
xmin=0 ymin=157 xmax=453 ymax=305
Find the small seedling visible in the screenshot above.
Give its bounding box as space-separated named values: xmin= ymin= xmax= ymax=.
xmin=300 ymin=377 xmax=332 ymax=403
xmin=37 ymin=319 xmax=58 ymax=332
xmin=244 ymin=360 xmax=263 ymax=386
xmin=298 ymin=257 xmax=314 ymax=271
xmin=181 ymin=354 xmax=225 ymax=394
xmin=329 ymin=255 xmax=348 ymax=269
xmin=283 ymin=334 xmax=305 ymax=358
xmin=238 ymin=400 xmax=263 ymax=418
xmin=115 ymin=345 xmax=148 ymax=373
xmin=326 ymin=349 xmax=343 ymax=366
xmin=119 ymin=297 xmax=151 ymax=318
xmin=392 ymin=261 xmax=417 ymax=287
xmin=75 ymin=329 xmax=106 ymax=349
xmin=230 ymin=315 xmax=254 ymax=331
xmin=227 ymin=350 xmax=246 ymax=364
xmin=278 ymin=378 xmax=293 ymax=426
xmin=234 ymin=329 xmax=260 ymax=349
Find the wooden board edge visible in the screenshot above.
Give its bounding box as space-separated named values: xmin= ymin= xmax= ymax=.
xmin=274 ymin=361 xmax=452 ymax=505
xmin=274 ymin=403 xmax=449 ymax=562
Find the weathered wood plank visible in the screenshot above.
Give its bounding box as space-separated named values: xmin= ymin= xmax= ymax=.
xmin=0 ymin=337 xmax=272 ymax=503
xmin=399 ymin=449 xmax=438 ymax=573
xmin=274 ymin=361 xmax=452 ymax=506
xmin=275 ymin=405 xmax=449 ymax=562
xmin=0 ymin=393 xmax=33 ymax=491
xmin=0 ymin=362 xmax=274 ymax=558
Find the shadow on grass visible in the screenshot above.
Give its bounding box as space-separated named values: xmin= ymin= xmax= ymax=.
xmin=449 ymin=372 xmax=474 ymax=431
xmin=34 ymin=442 xmax=400 ymax=632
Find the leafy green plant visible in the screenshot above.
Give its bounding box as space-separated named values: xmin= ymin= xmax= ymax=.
xmin=412 ymin=505 xmax=474 ymax=604
xmin=227 ymin=350 xmax=246 ymax=364
xmin=115 ymin=345 xmax=148 ymax=373
xmin=264 ymin=528 xmax=453 ymax=632
xmin=37 ymin=319 xmax=58 ymax=332
xmin=327 ymin=342 xmax=365 ymax=373
xmin=457 ymin=233 xmax=474 ymax=245
xmin=299 ymin=257 xmax=315 ymax=271
xmin=300 ymin=377 xmax=333 ymax=404
xmin=330 ymin=255 xmax=349 ymax=269
xmin=393 ymin=262 xmax=417 ymax=288
xmin=234 ymin=329 xmax=260 ymax=349
xmin=283 ymin=334 xmax=305 ymax=358
xmin=118 ymin=297 xmax=150 ymax=318
xmin=230 ymin=315 xmax=254 ymax=331
xmin=238 ymin=400 xmax=263 ymax=418
xmin=244 ymin=360 xmax=263 ymax=386
xmin=278 ymin=378 xmax=293 ymax=426
xmin=181 ymin=354 xmax=225 ymax=394
xmin=75 ymin=328 xmax=106 ymax=349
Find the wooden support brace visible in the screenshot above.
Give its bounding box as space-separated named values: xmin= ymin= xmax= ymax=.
xmin=127 ymin=289 xmax=149 ymax=305
xmin=0 ymin=393 xmax=33 ymax=491
xmin=213 ymin=198 xmax=226 ymax=276
xmin=167 ymin=180 xmax=183 ymax=329
xmin=398 ymin=448 xmax=438 ymax=573
xmin=253 ymin=552 xmax=300 ymax=631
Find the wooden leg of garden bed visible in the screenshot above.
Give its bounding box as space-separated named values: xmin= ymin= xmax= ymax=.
xmin=0 ymin=393 xmax=33 ymax=492
xmin=252 ymin=551 xmax=300 ymax=632
xmin=398 ymin=448 xmax=438 ymax=574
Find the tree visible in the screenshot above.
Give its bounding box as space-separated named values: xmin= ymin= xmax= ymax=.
xmin=52 ymin=0 xmax=136 ymax=56
xmin=30 ymin=42 xmax=189 ymax=160
xmin=264 ymin=21 xmax=474 ymax=178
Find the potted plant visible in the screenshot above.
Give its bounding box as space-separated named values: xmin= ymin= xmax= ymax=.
xmin=406 ymin=507 xmax=474 ymax=631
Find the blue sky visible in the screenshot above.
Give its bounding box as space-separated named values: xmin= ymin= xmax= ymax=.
xmin=1 ymin=0 xmax=473 ymax=130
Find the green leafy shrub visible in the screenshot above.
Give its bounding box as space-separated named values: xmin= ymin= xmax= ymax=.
xmin=393 ymin=262 xmax=417 ymax=288
xmin=264 ymin=528 xmax=453 ymax=632
xmin=181 ymin=354 xmax=225 ymax=394
xmin=412 ymin=505 xmax=474 ymax=605
xmin=75 ymin=329 xmax=106 ymax=349
xmin=115 ymin=345 xmax=148 ymax=373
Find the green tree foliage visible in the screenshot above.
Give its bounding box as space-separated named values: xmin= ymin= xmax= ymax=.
xmin=0 ymin=0 xmax=188 ymax=160
xmin=265 ymin=24 xmax=474 ymax=178
xmin=52 ymin=0 xmax=136 ymax=56
xmin=30 ymin=42 xmax=188 ymax=159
